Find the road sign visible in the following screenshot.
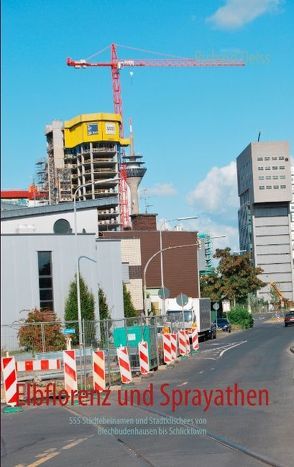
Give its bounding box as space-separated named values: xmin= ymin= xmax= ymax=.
xmin=213 ymin=302 xmax=220 ymax=311
xmin=63 ymin=328 xmax=76 ymax=335
xmin=158 ymin=287 xmax=170 ymax=300
xmin=176 ymin=293 xmax=189 ymax=307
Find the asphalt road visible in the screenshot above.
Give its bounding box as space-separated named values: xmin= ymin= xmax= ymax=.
xmin=2 ymin=320 xmax=294 ymax=467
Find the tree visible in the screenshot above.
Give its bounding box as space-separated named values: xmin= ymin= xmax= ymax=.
xmin=200 ymin=248 xmax=265 ymax=306
xmin=18 ymin=308 xmax=65 ymax=354
xmin=98 ymin=287 xmax=111 ymax=347
xmin=98 ymin=287 xmax=110 ymax=321
xmin=64 ymin=275 xmax=95 ymax=344
xmin=123 ymin=283 xmax=137 ymax=318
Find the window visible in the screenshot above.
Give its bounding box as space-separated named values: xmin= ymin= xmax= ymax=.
xmin=273 ymin=185 xmax=279 ymax=189
xmin=279 ymin=156 xmax=284 ymax=160
xmin=258 ymin=167 xmax=264 ymax=171
xmin=257 ymin=157 xmax=263 ymax=161
xmin=38 ymin=252 xmax=54 ymax=311
xmin=259 ymin=186 xmax=265 ymax=190
xmin=258 ymin=176 xmax=264 ymax=180
xmin=273 ymin=175 xmax=278 ymax=180
xmin=272 ymin=157 xmax=277 ymax=160
xmin=265 ymin=156 xmax=270 ymax=161
xmin=272 ymin=166 xmax=278 ymax=170
xmin=265 ymin=166 xmax=271 ymax=170
xmin=266 ymin=186 xmax=272 ymax=189
xmin=266 ymin=176 xmax=271 ymax=180
xmin=280 ymin=175 xmax=286 ymax=180
xmin=279 ymin=166 xmax=285 ymax=170
xmin=53 ymin=219 xmax=71 ymax=234
xmin=280 ymin=185 xmax=286 ymax=189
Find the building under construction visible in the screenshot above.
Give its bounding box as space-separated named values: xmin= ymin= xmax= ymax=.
xmin=34 ymin=112 xmax=147 ymax=232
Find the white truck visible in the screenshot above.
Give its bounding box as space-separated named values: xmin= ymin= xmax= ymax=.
xmin=164 ymin=297 xmax=214 ymax=341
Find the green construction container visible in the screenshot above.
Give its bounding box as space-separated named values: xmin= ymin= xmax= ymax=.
xmin=113 ymin=325 xmax=158 ymax=370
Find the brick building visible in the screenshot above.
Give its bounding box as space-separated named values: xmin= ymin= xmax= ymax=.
xmin=103 ymin=214 xmax=199 ymax=313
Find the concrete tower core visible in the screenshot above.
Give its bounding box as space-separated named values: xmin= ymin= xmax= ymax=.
xmin=123 ymin=124 xmax=146 ymax=215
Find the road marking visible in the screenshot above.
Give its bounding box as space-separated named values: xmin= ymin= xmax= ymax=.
xmin=177 ymin=381 xmax=188 ymax=387
xmin=22 ymin=437 xmax=92 ymax=467
xmin=26 ymin=451 xmax=60 ymax=466
xmin=219 ymin=340 xmax=247 ymax=358
xmin=61 ymin=437 xmax=89 ymax=450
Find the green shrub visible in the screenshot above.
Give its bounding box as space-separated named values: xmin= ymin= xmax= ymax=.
xmin=228 ymin=306 xmax=254 ymax=329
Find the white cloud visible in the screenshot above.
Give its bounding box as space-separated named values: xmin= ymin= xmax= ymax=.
xmin=207 ymin=0 xmax=282 ymax=30
xmin=141 ymin=183 xmax=177 ymax=197
xmin=187 ymin=161 xmax=238 ymax=215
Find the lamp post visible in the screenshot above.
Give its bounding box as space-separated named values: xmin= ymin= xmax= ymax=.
xmin=143 ymin=242 xmax=200 ymax=316
xmin=159 ymin=216 xmax=198 ymax=313
xmin=73 ymin=178 xmax=119 ymax=362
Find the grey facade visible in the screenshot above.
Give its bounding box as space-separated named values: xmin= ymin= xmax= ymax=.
xmin=237 ymin=141 xmax=293 ymax=301
xmin=1 ymin=234 xmax=124 ymax=323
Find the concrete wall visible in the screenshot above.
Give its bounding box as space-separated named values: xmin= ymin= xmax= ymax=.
xmin=253 ymin=212 xmax=293 ymax=300
xmin=1 ymin=235 xmax=124 ymax=333
xmin=1 ymin=209 xmax=98 ymax=235
xmin=96 ymin=239 xmax=124 ymax=321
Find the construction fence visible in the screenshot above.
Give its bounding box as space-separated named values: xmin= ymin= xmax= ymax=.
xmin=1 ymin=315 xmax=188 ymax=388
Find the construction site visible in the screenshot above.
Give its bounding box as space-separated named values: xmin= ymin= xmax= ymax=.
xmin=1 ymin=43 xmax=244 ymax=232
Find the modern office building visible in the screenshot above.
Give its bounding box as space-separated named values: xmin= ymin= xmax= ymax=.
xmin=291 ymin=166 xmax=294 ymax=268
xmin=237 ymin=141 xmax=293 ymax=301
xmin=198 ymin=233 xmax=214 ymax=276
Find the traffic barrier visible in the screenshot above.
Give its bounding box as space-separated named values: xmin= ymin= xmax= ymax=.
xmin=117 ymin=346 xmax=132 ymax=384
xmin=185 ymin=331 xmax=191 ymax=354
xmin=163 ymin=333 xmax=172 ymax=364
xmin=191 ymin=328 xmax=199 ymax=351
xmin=138 ymin=341 xmax=149 ymax=375
xmin=1 ymin=356 xmax=18 ymax=406
xmin=178 ymin=330 xmax=187 ymax=356
xmin=16 ymin=359 xmax=61 ymax=372
xmin=92 ymin=350 xmax=106 ymax=392
xmin=63 ymin=350 xmax=78 ymax=393
xmin=170 ymin=333 xmax=177 ymax=360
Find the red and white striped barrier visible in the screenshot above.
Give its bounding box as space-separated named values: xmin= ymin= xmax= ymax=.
xmin=63 ymin=350 xmax=78 ymax=393
xmin=178 ymin=330 xmax=187 ymax=356
xmin=163 ymin=333 xmax=172 ymax=364
xmin=1 ymin=357 xmax=18 ymax=406
xmin=138 ymin=341 xmax=150 ymax=376
xmin=170 ymin=334 xmax=178 ymax=360
xmin=191 ymin=328 xmax=199 ymax=351
xmin=185 ymin=331 xmax=191 ymax=354
xmin=117 ymin=346 xmax=132 ymax=384
xmin=16 ymin=359 xmax=61 ymax=372
xmin=92 ymin=350 xmax=106 ymax=392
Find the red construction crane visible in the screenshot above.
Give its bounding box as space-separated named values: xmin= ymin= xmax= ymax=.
xmin=67 ymin=43 xmax=244 ymax=228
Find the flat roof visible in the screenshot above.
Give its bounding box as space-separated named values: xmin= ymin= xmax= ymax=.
xmin=1 ymin=197 xmax=118 ymax=220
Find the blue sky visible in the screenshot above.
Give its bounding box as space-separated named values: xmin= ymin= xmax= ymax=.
xmin=2 ymin=0 xmax=294 ymax=248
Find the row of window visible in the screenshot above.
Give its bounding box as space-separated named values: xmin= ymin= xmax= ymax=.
xmin=257 ymin=156 xmax=286 ymax=161
xmin=258 ymin=175 xmax=286 ymax=180
xmin=258 ymin=166 xmax=285 ymax=171
xmin=259 ymin=185 xmax=287 ymax=190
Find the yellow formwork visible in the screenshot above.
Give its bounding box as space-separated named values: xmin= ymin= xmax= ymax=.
xmin=64 ymin=113 xmax=130 ymax=148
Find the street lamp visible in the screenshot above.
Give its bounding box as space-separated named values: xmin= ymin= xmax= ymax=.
xmin=73 ymin=178 xmax=120 ymax=357
xmin=159 ymin=216 xmax=198 ymax=313
xmin=143 ymin=242 xmax=200 ymax=316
